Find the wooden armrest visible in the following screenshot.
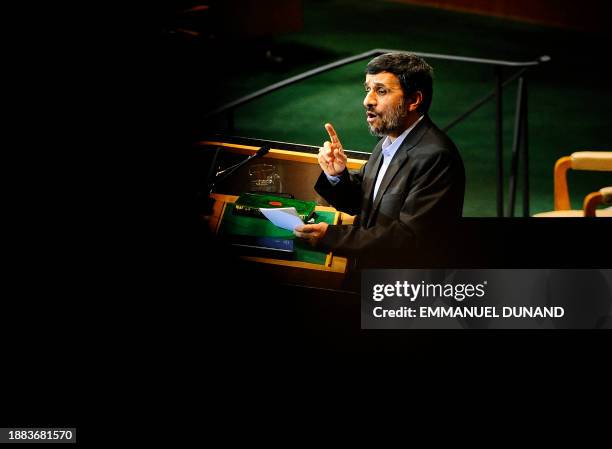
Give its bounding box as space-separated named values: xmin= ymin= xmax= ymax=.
xmin=570 ymin=151 xmax=612 ymax=170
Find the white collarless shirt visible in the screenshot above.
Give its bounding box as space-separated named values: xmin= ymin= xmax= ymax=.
xmin=372 ymin=115 xmax=424 ymax=200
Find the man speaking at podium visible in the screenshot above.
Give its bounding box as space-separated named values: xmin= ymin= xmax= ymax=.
xmin=294 ymin=52 xmax=465 ymax=268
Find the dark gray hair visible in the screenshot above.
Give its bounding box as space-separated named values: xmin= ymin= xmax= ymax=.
xmin=366 ymin=52 xmax=434 ymax=114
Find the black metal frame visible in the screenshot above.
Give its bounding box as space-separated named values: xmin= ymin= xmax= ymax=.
xmin=207 ymin=49 xmax=550 ymax=217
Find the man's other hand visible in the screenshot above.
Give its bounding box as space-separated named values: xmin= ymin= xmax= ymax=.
xmin=318 ymin=123 xmax=347 ymax=177
xmin=293 ymin=222 xmax=328 ymax=247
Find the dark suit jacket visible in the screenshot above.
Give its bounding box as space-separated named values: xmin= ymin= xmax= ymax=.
xmin=314 ymin=115 xmax=465 ymax=267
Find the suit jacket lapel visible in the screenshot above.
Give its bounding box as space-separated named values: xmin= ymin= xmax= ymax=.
xmin=360 ymin=141 xmax=384 ymax=225
xmin=367 ymin=116 xmax=431 ymax=227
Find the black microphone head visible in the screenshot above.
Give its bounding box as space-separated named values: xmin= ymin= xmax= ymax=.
xmin=256 ymin=145 xmax=270 ymax=157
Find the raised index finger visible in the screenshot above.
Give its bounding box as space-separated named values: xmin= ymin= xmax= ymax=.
xmin=325 ymin=123 xmax=341 ymax=145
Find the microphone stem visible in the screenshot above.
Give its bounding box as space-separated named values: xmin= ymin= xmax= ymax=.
xmin=215 ymin=154 xmax=254 ymax=184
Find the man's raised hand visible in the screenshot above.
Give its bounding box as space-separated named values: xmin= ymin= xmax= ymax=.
xmin=318 ymin=123 xmax=347 ymax=177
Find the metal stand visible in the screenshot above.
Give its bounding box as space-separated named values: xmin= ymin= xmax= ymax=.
xmin=507 ymin=76 xmax=529 ymax=217
xmin=495 ymin=67 xmax=504 ymax=217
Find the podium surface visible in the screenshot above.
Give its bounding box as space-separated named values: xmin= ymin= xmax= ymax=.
xmin=208 ymin=193 xmax=354 ymax=289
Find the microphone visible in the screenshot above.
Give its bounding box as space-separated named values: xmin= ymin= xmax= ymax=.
xmin=200 ymin=145 xmax=271 ymax=216
xmin=214 ymin=145 xmax=270 ymax=181
xmin=255 ymin=145 xmax=271 ymax=157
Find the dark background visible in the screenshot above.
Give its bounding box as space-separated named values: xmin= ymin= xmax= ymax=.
xmin=6 ymin=1 xmax=610 ymax=442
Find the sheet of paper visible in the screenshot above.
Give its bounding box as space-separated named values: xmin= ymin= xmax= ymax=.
xmin=259 ymin=207 xmax=304 ymax=231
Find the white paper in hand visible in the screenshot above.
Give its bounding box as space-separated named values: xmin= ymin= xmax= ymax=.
xmin=259 ymin=207 xmax=304 ymax=231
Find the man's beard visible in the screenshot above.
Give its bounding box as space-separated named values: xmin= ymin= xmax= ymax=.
xmin=366 ymin=101 xmax=408 ymax=137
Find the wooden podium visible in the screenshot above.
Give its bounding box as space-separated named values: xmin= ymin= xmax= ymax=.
xmin=198 ymin=137 xmax=366 ymax=289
